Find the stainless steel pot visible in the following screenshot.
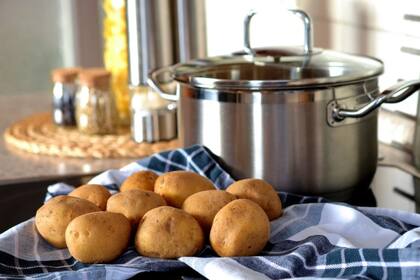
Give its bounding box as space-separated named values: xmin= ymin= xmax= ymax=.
xmin=149 ymin=10 xmax=420 ymax=197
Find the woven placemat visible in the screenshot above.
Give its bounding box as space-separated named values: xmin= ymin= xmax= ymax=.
xmin=4 ymin=112 xmax=179 ymax=158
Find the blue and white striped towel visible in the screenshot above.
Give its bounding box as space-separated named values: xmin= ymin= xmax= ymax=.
xmin=1 ymin=145 xmax=420 ymax=279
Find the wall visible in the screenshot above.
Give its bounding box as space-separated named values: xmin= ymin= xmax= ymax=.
xmin=0 ymin=0 xmax=64 ymax=94
xmin=297 ymin=0 xmax=420 ymax=116
xmin=0 ymin=0 xmax=103 ymax=95
xmin=205 ymin=0 xmax=298 ymax=56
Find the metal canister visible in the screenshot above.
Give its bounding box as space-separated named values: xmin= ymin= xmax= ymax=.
xmin=130 ymin=86 xmax=177 ymax=142
xmin=125 ymin=0 xmax=207 ymax=88
xmin=51 ymin=68 xmax=80 ymax=126
xmin=75 ymin=68 xmax=118 ymax=134
xmin=125 ymin=0 xmax=204 ymax=143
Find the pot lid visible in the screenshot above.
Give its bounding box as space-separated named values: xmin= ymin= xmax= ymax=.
xmin=173 ymin=48 xmax=384 ymax=90
xmin=172 ymin=10 xmax=384 ymax=90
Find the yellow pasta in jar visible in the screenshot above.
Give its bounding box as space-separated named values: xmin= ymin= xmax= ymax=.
xmin=103 ymin=0 xmax=130 ymax=126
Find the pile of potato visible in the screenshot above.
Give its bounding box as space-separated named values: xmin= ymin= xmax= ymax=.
xmin=35 ymin=170 xmax=283 ymax=263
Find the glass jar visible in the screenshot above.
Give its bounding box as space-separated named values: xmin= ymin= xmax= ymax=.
xmin=51 ymin=68 xmax=80 ymax=126
xmin=103 ymin=0 xmax=130 ymax=126
xmin=75 ymin=68 xmax=118 ymax=134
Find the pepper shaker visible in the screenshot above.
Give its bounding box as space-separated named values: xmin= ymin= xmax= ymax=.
xmin=51 ymin=68 xmax=80 ymax=126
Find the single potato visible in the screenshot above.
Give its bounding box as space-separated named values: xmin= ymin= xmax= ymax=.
xmin=106 ymin=189 xmax=167 ymax=225
xmin=35 ymin=196 xmax=100 ymax=248
xmin=135 ymin=206 xmax=204 ymax=259
xmin=120 ymin=170 xmax=158 ymax=192
xmin=154 ymin=171 xmax=215 ymax=208
xmin=182 ymin=190 xmax=236 ymax=233
xmin=69 ymin=184 xmax=111 ymax=210
xmin=65 ymin=212 xmax=131 ymax=263
xmin=210 ymin=199 xmax=270 ymax=257
xmin=226 ymin=178 xmax=282 ymax=220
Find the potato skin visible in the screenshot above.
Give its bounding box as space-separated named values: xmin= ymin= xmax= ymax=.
xmin=69 ymin=184 xmax=111 ymax=210
xmin=120 ymin=170 xmax=158 ymax=192
xmin=65 ymin=212 xmax=131 ymax=263
xmin=154 ymin=171 xmax=215 ymax=208
xmin=106 ymin=189 xmax=167 ymax=225
xmin=135 ymin=206 xmax=204 ymax=259
xmin=35 ymin=196 xmax=100 ymax=248
xmin=210 ymin=199 xmax=270 ymax=257
xmin=226 ymin=178 xmax=282 ymax=220
xmin=182 ymin=190 xmax=236 ymax=233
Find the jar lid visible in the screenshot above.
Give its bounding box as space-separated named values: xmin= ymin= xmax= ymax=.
xmin=51 ymin=67 xmax=81 ymax=83
xmin=79 ymin=68 xmax=112 ymax=90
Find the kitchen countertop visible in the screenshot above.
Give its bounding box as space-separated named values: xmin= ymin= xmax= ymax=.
xmin=0 ymin=92 xmax=419 ymax=186
xmin=0 ymin=92 xmax=134 ymax=185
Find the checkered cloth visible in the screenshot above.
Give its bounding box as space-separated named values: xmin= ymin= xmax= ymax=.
xmin=2 ymin=145 xmax=420 ymax=279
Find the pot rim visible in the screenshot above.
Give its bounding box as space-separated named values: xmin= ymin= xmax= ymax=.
xmin=180 ymin=72 xmax=382 ymax=91
xmin=171 ymin=50 xmax=384 ymax=91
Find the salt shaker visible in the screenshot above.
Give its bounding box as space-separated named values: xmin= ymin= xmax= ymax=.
xmin=75 ymin=68 xmax=118 ymax=134
xmin=51 ymin=68 xmax=80 ymax=126
xmin=130 ymin=86 xmax=177 ymax=143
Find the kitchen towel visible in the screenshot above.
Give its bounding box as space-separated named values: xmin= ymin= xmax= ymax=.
xmin=1 ymin=145 xmax=420 ymax=279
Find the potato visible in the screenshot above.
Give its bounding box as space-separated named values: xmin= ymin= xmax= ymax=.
xmin=106 ymin=189 xmax=167 ymax=226
xmin=182 ymin=190 xmax=236 ymax=233
xmin=65 ymin=212 xmax=131 ymax=263
xmin=120 ymin=170 xmax=158 ymax=192
xmin=210 ymin=199 xmax=270 ymax=257
xmin=69 ymin=184 xmax=111 ymax=210
xmin=226 ymin=178 xmax=282 ymax=220
xmin=35 ymin=196 xmax=100 ymax=248
xmin=135 ymin=206 xmax=204 ymax=259
xmin=154 ymin=171 xmax=215 ymax=208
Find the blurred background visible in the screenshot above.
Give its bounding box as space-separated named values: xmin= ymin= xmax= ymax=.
xmin=0 ymin=0 xmax=103 ymax=94
xmin=1 ymin=0 xmax=418 ymax=111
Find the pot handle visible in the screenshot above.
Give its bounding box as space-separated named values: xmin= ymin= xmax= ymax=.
xmin=244 ymin=9 xmax=313 ymax=56
xmin=147 ymin=66 xmax=179 ymax=101
xmin=331 ymin=80 xmax=420 ymax=121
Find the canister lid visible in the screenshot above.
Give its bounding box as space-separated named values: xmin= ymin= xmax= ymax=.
xmin=171 ymin=48 xmax=384 ymax=90
xmin=51 ymin=67 xmax=81 ymax=83
xmin=79 ymin=68 xmax=112 ymax=90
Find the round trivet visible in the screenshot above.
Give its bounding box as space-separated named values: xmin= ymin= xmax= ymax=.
xmin=4 ymin=113 xmax=179 ymax=158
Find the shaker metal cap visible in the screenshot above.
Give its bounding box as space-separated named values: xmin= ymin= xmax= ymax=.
xmin=167 ymin=10 xmax=384 ymax=90
xmin=131 ymin=103 xmax=177 ymax=143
